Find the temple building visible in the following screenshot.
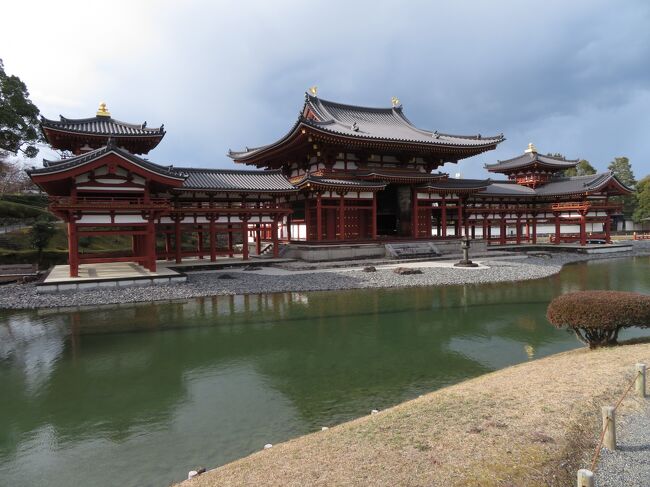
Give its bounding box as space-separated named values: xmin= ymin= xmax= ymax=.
xmin=28 ymin=92 xmax=632 ymax=277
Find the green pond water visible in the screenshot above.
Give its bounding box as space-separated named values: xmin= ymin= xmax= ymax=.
xmin=1 ymin=257 xmax=650 ymax=487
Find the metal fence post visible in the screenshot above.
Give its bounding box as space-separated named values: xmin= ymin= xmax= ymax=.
xmin=636 ymin=363 xmax=646 ymax=398
xmin=601 ymin=406 xmax=616 ymax=450
xmin=577 ymin=469 xmax=594 ymax=487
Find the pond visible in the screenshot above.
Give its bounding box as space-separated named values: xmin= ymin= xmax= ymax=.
xmin=1 ymin=257 xmax=649 ymax=487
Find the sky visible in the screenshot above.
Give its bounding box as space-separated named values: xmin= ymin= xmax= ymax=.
xmin=3 ymin=0 xmax=649 ymax=179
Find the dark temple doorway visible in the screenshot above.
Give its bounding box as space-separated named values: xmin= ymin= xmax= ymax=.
xmin=376 ymin=184 xmax=412 ymax=237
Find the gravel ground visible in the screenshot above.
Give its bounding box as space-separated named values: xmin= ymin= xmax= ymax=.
xmin=1 ymin=242 xmax=649 ymax=311
xmin=596 ymin=401 xmax=650 ymax=487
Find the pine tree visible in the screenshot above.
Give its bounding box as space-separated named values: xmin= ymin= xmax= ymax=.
xmin=608 ymin=157 xmax=637 ymax=217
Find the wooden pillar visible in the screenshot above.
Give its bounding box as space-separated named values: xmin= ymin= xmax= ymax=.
xmin=336 ymin=192 xmax=345 ymax=240
xmin=471 ymin=224 xmax=476 ymax=239
xmin=197 ymin=225 xmax=204 ymax=259
xmin=525 ymin=219 xmax=530 ymax=242
xmin=227 ymin=223 xmax=234 ymax=258
xmin=371 ymin=192 xmax=377 ymax=239
xmin=272 ymin=217 xmax=279 ymax=257
xmin=175 ymin=218 xmax=182 ymax=263
xmin=500 ymin=217 xmax=506 ymax=245
xmin=554 ymin=213 xmax=561 ymax=245
xmin=68 ymin=219 xmax=79 ymax=277
xmin=147 ymin=217 xmax=156 ymax=272
xmin=605 ymin=213 xmax=612 ymax=243
xmin=304 ymin=198 xmax=311 ymax=241
xmin=441 ymin=197 xmax=447 ymax=238
xmin=165 ymin=231 xmax=172 ymax=260
xmin=241 ymin=219 xmax=249 ymax=260
xmin=412 ymin=188 xmax=419 ymax=238
xmin=457 ymin=198 xmax=463 ymax=238
xmin=255 ymin=223 xmax=262 ymax=254
xmin=209 ymin=217 xmax=216 ymax=262
xmin=580 ymin=212 xmax=587 ymax=246
xmin=482 ymin=215 xmax=488 ymax=241
xmin=316 ymin=192 xmax=323 ymax=241
xmin=516 ymin=216 xmax=522 ymax=244
xmin=532 ymin=217 xmax=538 ymax=244
xmin=132 ymin=235 xmax=137 ymax=256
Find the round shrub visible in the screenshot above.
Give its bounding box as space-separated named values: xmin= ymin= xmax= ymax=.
xmin=547 ymin=291 xmax=650 ymax=348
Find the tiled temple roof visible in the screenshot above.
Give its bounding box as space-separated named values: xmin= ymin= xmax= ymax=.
xmin=477 ymin=172 xmax=633 ymax=198
xmin=418 ymin=178 xmax=492 ymax=191
xmin=485 ymin=147 xmax=578 ymax=173
xmin=28 ymin=143 xmax=184 ymax=180
xmin=228 ymin=93 xmax=504 ymax=161
xmin=301 ymin=95 xmax=504 ymax=147
xmin=41 ymin=115 xmax=165 ymax=137
xmin=181 ymin=168 xmax=297 ymax=192
xmin=293 ymin=174 xmax=386 ymax=190
xmin=533 ymin=172 xmax=630 ymax=196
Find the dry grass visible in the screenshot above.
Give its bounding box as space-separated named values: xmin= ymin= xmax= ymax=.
xmin=180 ymin=341 xmax=650 ymax=487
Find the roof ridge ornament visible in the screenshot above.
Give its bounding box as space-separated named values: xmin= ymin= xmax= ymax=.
xmin=96 ymin=101 xmax=111 ymax=117
xmin=391 ymin=96 xmax=401 ymax=108
xmin=308 ymin=86 xmax=318 ymax=97
xmin=525 ymin=142 xmax=537 ymax=154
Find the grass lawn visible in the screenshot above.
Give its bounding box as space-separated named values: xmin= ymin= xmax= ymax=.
xmin=180 ymin=341 xmax=650 ymax=487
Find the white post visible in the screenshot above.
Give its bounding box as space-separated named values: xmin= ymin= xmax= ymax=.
xmin=577 ymin=469 xmax=594 ymax=487
xmin=602 ymin=406 xmax=616 ymax=450
xmin=636 ymin=363 xmax=646 ymax=398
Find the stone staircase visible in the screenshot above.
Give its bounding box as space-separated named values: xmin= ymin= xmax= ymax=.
xmin=254 ymin=242 xmax=289 ymax=259
xmin=385 ymin=242 xmax=441 ymax=259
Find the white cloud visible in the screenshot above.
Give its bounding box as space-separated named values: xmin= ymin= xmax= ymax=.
xmin=3 ymin=0 xmax=649 ymax=176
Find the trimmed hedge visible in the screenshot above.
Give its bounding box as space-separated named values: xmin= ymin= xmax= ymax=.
xmin=547 ymin=291 xmax=650 ymax=348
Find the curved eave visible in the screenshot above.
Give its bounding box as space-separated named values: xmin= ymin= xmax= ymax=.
xmin=28 ymin=149 xmax=186 ymax=186
xmin=301 ymin=119 xmax=503 ymax=151
xmin=542 ymin=175 xmax=634 ymax=198
xmin=418 ymin=180 xmax=492 ymax=194
xmin=230 ymin=121 xmax=503 ymax=166
xmin=294 ymin=177 xmax=386 ymax=192
xmin=485 ymin=161 xmax=578 ymax=173
xmin=41 ymin=125 xmax=166 ymax=140
xmin=177 ymin=187 xmax=297 ymax=194
xmin=41 ymin=115 xmax=165 ymax=135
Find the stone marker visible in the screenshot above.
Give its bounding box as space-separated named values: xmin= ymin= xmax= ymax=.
xmin=393 ymin=267 xmax=422 ymax=275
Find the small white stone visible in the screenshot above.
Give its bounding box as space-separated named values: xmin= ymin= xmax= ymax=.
xmin=371 ymin=409 xmax=379 ymax=414
xmin=264 ymin=443 xmax=273 ymax=449
xmin=321 ymin=426 xmax=329 ymax=431
xmin=188 ymin=470 xmax=198 ymax=479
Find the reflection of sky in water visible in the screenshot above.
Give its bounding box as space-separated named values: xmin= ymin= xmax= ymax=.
xmin=0 ymin=314 xmax=67 ymax=395
xmin=0 ymin=256 xmax=648 ymax=487
xmin=4 ymin=363 xmax=303 ymax=487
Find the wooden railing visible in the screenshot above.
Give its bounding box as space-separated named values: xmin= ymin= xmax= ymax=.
xmin=465 ymin=202 xmax=623 ymax=214
xmin=50 ymin=196 xmax=170 ymax=209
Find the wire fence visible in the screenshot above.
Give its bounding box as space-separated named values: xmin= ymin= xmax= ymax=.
xmin=578 ymin=363 xmax=647 ymax=487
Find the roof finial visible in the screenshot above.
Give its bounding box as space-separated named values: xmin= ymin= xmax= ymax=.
xmin=391 ymin=96 xmax=401 ymax=108
xmin=97 ymin=101 xmax=110 ymax=117
xmin=308 ymin=86 xmax=318 ymax=97
xmin=525 ymin=142 xmax=537 ymax=154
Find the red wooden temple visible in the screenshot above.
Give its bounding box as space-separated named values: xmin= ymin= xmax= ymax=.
xmin=28 ymin=93 xmax=633 ymax=277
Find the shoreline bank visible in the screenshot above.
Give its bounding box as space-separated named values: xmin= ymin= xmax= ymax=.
xmin=179 ymin=341 xmax=650 ymax=487
xmin=1 ymin=242 xmax=649 ymax=311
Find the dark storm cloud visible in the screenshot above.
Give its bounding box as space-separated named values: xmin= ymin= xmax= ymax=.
xmin=8 ymin=0 xmax=649 ymax=178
